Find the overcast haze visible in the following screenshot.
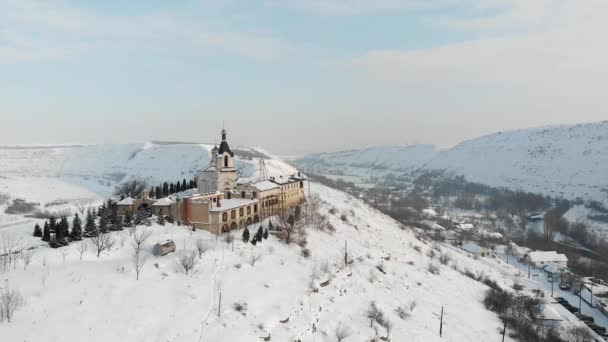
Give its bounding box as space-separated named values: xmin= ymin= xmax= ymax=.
xmin=2 ymin=0 xmax=607 ymax=155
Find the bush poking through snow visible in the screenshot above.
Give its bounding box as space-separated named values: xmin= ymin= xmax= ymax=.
xmin=365 ymin=301 xmax=386 ymax=328
xmin=233 ymin=302 xmax=248 ymax=314
xmin=249 ymin=253 xmax=262 ymax=266
xmin=195 ymin=239 xmax=208 ymax=258
xmin=427 ymin=263 xmax=440 ymax=275
xmin=439 ymin=252 xmax=451 ymax=265
xmin=301 ymin=248 xmax=311 ymax=258
xmin=177 ymin=250 xmax=197 ymax=275
xmin=0 ymin=285 xmax=24 ymax=323
xmin=335 ymin=321 xmax=353 ymax=342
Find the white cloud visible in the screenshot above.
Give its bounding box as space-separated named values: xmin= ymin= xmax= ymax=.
xmin=0 ymin=0 xmax=289 ymax=63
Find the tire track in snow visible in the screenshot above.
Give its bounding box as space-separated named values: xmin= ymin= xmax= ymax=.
xmin=197 ymin=244 xmax=224 ymax=342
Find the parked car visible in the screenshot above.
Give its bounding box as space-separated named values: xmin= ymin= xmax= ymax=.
xmin=564 ymin=304 xmax=580 ymax=313
xmin=554 ymin=297 xmax=568 ymax=304
xmin=577 ymin=313 xmax=595 ymax=323
xmin=559 ymin=283 xmax=571 ymax=290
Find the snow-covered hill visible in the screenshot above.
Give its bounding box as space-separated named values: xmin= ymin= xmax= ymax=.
xmin=0 ymin=181 xmax=515 ymax=341
xmin=0 ymin=142 xmax=295 ymax=208
xmin=295 ymin=122 xmax=608 ymax=204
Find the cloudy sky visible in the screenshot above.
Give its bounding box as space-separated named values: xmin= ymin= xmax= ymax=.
xmin=1 ymin=0 xmax=607 ymax=155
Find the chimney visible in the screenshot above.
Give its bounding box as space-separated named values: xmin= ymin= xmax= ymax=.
xmin=217 ymin=196 xmax=221 ymax=208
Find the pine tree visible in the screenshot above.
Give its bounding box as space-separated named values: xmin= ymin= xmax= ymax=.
xmin=109 ymin=201 xmax=122 ymax=231
xmin=42 ymin=221 xmax=50 ymax=242
xmin=263 ymin=227 xmax=269 ymax=240
xmin=162 ymin=182 xmax=169 ymax=197
xmin=242 ymin=227 xmax=250 ymax=243
xmin=256 ymin=226 xmax=263 ymax=242
xmin=33 ymin=223 xmax=43 ymax=237
xmin=99 ymin=213 xmax=109 ymax=234
xmin=157 ymin=211 xmax=165 ymax=226
xmin=182 ymin=179 xmax=188 ymax=191
xmin=57 ymin=216 xmax=69 ymax=244
xmin=175 ymin=181 xmax=181 ymax=193
xmin=155 ymin=186 xmax=163 ymax=199
xmin=98 ymin=203 xmax=106 ymax=217
xmin=169 ymin=183 xmax=175 ymax=194
xmin=48 ymin=216 xmax=57 ymax=241
xmin=71 ymin=214 xmax=82 ymax=241
xmin=250 ymin=236 xmax=257 ymax=246
xmin=189 ymin=180 xmax=196 ymax=189
xmin=124 ymin=210 xmax=133 ymax=227
xmin=268 ymin=220 xmax=274 ymax=231
xmin=85 ymin=209 xmax=97 ymax=236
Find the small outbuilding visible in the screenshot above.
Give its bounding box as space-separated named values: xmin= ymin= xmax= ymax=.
xmin=153 ymin=240 xmax=176 ymax=256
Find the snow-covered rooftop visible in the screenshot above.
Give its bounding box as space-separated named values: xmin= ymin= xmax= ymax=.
xmin=153 ymin=197 xmax=175 ymax=206
xmin=117 ymin=197 xmax=134 ymax=205
xmin=536 ymin=304 xmax=562 ymax=321
xmin=210 ymin=198 xmax=258 ymax=212
xmin=253 ymin=180 xmax=280 ymax=191
xmin=458 ymin=223 xmax=475 ymax=230
xmin=527 ymin=251 xmax=568 ymax=263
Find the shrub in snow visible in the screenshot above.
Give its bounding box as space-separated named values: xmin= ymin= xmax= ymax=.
xmin=177 ymin=250 xmax=197 ymax=275
xmin=249 ymin=254 xmax=261 ymax=266
xmin=0 ymin=285 xmax=24 ymax=323
xmin=427 ymin=263 xmax=440 ymax=275
xmin=232 ymin=302 xmax=248 ymax=313
xmin=439 ymin=252 xmax=451 ymax=265
xmin=195 ymin=239 xmax=208 ymax=258
xmin=301 ymin=248 xmax=311 ymax=258
xmin=335 ymin=321 xmax=353 ymax=342
xmin=263 ymin=228 xmax=269 ymax=240
xmin=365 ymin=301 xmax=385 ymax=328
xmin=33 ymin=224 xmax=42 ymax=238
xmin=255 ymin=227 xmax=263 ymax=243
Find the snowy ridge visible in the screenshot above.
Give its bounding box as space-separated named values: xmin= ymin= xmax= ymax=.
xmin=295 ymin=121 xmax=608 ymax=203
xmin=0 ymin=142 xmax=295 ymax=208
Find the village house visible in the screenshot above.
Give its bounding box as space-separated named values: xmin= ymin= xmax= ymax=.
xmin=525 ymin=251 xmax=568 ymax=267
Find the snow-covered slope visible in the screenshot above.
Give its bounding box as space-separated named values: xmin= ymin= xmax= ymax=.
xmin=296 ymin=144 xmax=439 ymax=172
xmin=0 ymin=182 xmax=514 ymax=342
xmin=295 ymin=122 xmax=608 ymax=203
xmin=424 ymin=122 xmax=608 ymax=202
xmin=0 ymin=142 xmax=296 ymax=207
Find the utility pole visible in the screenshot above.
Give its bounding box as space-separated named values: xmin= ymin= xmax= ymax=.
xmin=501 ymin=321 xmax=507 ymax=342
xmin=551 ymin=278 xmax=554 ymax=297
xmin=439 ymin=306 xmax=444 ymax=338
xmin=528 ymin=262 xmax=531 ymax=279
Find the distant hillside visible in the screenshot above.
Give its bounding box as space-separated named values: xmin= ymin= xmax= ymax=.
xmin=295 ymin=122 xmax=608 ymax=204
xmin=0 ymin=142 xmax=294 ymax=205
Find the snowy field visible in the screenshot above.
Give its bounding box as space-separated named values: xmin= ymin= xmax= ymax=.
xmin=0 ymin=182 xmax=516 ymax=342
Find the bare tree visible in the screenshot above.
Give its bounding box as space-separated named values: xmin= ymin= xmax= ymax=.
xmin=249 ymin=253 xmax=262 ymax=267
xmin=335 ymin=321 xmax=353 ymax=342
xmin=75 ymin=240 xmax=87 ymax=260
xmin=567 ymin=325 xmax=595 ymax=342
xmin=195 ymin=239 xmax=208 ymax=259
xmin=177 ymin=250 xmax=197 ymax=275
xmin=0 ymin=285 xmax=24 ymax=323
xmin=114 ymin=178 xmax=148 ymax=198
xmin=21 ymin=249 xmax=34 ymax=271
xmin=133 ymin=250 xmax=146 ymax=280
xmin=0 ymin=233 xmax=23 ymax=272
xmin=75 ymin=198 xmax=92 ymax=216
xmin=131 ymin=226 xmax=152 ymax=253
xmin=90 ymin=233 xmax=115 ymax=258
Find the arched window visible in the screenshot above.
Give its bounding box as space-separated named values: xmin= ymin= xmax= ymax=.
xmin=224 ymin=156 xmax=229 ymax=167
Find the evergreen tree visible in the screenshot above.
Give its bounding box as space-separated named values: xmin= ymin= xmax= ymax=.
xmin=155 ymin=186 xmax=163 ymax=199
xmin=250 ymin=236 xmax=257 ymax=246
xmin=33 ymin=223 xmax=43 ymax=237
xmin=99 ymin=213 xmax=109 ymax=234
xmin=71 ymin=214 xmax=82 ymax=241
xmin=189 ymin=180 xmax=196 ymax=189
xmin=169 ymin=183 xmax=175 ymax=194
xmin=256 ymin=226 xmax=263 ymax=242
xmin=242 ymin=227 xmax=250 ymax=243
xmin=150 ymin=186 xmax=155 ymax=198
xmin=98 ymin=203 xmax=106 ymax=217
xmin=85 ymin=209 xmax=97 ymax=236
xmin=124 ymin=210 xmax=133 ymax=227
xmin=109 ymin=201 xmax=122 ymax=231
xmin=48 ymin=216 xmax=57 ymax=241
xmin=182 ymin=179 xmax=188 ymax=191
xmin=263 ymin=227 xmax=269 ymax=240
xmin=175 ymin=181 xmax=181 ymax=193
xmin=162 ymin=182 xmax=169 ymax=197
xmin=268 ymin=220 xmax=274 ymax=231
xmin=57 ymin=216 xmax=69 ymax=244
xmin=42 ymin=221 xmax=51 ymax=242
xmin=91 ymin=208 xmax=97 ymax=217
